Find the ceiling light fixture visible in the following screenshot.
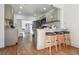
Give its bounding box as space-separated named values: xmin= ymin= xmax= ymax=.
xmin=51 ymin=16 xmax=53 ymax=18
xmin=43 ymin=8 xmax=46 ymax=10
xmin=20 ymin=6 xmax=23 ymax=9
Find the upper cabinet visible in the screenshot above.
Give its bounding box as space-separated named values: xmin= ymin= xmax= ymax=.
xmin=5 ymin=5 xmax=14 ymax=28
xmin=45 ymin=7 xmax=60 ymax=23
xmin=5 ymin=5 xmax=13 ymax=19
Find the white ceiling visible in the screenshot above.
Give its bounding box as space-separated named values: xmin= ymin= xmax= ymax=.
xmin=10 ymin=4 xmax=55 ymax=17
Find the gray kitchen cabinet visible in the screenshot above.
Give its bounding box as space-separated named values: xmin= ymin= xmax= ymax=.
xmin=46 ymin=7 xmax=60 ymax=23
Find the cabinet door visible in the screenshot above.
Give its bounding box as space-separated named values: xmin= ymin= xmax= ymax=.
xmin=5 ymin=5 xmax=13 ymax=19
xmin=41 ymin=18 xmax=46 ymax=24
xmin=46 ymin=12 xmax=52 ymax=22
xmin=46 ymin=8 xmax=60 ymax=22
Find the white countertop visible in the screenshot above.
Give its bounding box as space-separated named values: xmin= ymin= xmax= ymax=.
xmin=44 ymin=28 xmax=68 ymax=32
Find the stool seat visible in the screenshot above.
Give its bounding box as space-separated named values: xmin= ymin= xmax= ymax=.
xmin=55 ymin=31 xmax=63 ymax=34
xmin=45 ymin=32 xmax=58 ymax=54
xmin=46 ymin=32 xmax=56 ymax=35
xmin=62 ymin=31 xmax=71 ymax=47
xmin=62 ymin=31 xmax=70 ymax=34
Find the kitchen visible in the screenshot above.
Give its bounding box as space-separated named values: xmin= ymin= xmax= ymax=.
xmin=32 ymin=6 xmax=70 ymax=54
xmin=0 ymin=4 xmax=79 ymax=55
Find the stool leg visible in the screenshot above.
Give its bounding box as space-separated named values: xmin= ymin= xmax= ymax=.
xmin=63 ymin=40 xmax=66 ymax=48
xmin=55 ymin=35 xmax=58 ymax=52
xmin=55 ymin=41 xmax=58 ymax=52
xmin=65 ymin=34 xmax=70 ymax=48
xmin=62 ymin=34 xmax=66 ymax=48
xmin=59 ymin=43 xmax=61 ymax=50
xmin=58 ymin=35 xmax=61 ymax=50
xmin=63 ymin=34 xmax=66 ymax=48
xmin=49 ymin=39 xmax=51 ymax=55
xmin=49 ymin=42 xmax=51 ymax=55
xmin=65 ymin=34 xmax=68 ymax=48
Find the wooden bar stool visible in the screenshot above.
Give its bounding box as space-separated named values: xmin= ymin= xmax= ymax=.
xmin=62 ymin=31 xmax=71 ymax=47
xmin=45 ymin=32 xmax=58 ymax=55
xmin=51 ymin=33 xmax=58 ymax=52
xmin=55 ymin=31 xmax=65 ymax=49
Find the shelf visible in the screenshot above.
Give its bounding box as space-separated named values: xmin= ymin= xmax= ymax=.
xmin=46 ymin=20 xmax=60 ymax=24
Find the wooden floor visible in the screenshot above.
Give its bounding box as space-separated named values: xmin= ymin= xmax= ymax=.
xmin=0 ymin=38 xmax=79 ymax=55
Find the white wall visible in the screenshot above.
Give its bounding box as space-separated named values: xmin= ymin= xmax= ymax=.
xmin=0 ymin=4 xmax=4 ymax=48
xmin=63 ymin=5 xmax=79 ymax=48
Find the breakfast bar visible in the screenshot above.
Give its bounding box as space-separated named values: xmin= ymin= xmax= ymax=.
xmin=36 ymin=29 xmax=71 ymax=53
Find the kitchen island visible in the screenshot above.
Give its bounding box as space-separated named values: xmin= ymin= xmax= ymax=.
xmin=36 ymin=29 xmax=70 ymax=50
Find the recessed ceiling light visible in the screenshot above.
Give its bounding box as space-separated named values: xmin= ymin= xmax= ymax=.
xmin=18 ymin=11 xmax=22 ymax=14
xmin=51 ymin=16 xmax=53 ymax=18
xmin=43 ymin=8 xmax=46 ymax=10
xmin=20 ymin=6 xmax=23 ymax=9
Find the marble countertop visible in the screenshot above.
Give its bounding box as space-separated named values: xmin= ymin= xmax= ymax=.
xmin=44 ymin=28 xmax=68 ymax=32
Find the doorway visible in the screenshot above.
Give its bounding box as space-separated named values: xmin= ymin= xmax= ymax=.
xmin=21 ymin=20 xmax=33 ymax=45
